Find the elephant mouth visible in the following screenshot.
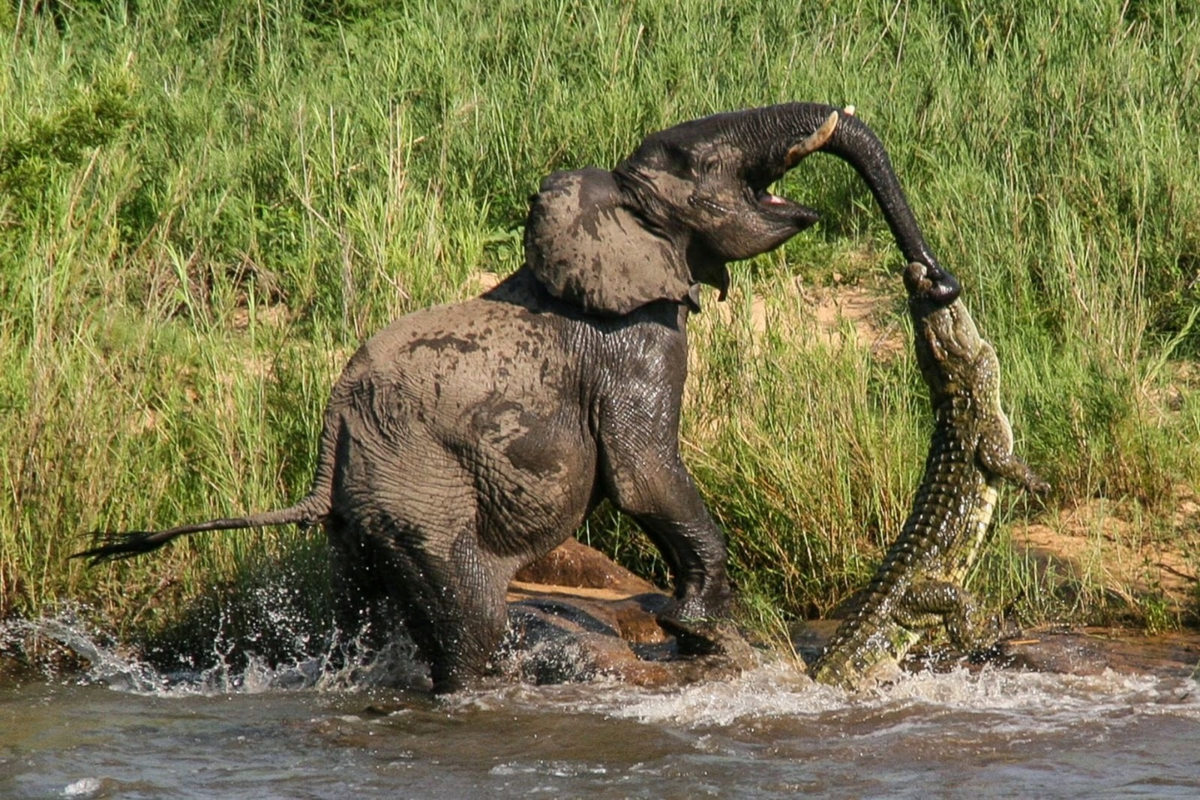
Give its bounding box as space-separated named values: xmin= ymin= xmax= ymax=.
xmin=755 ymin=188 xmax=821 ymax=229
xmin=751 ymin=108 xmax=845 ymax=223
xmin=757 ymin=191 xmax=791 ymax=207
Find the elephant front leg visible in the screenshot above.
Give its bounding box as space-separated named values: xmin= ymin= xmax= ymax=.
xmin=596 ymin=344 xmax=747 ymax=663
xmin=605 ymin=462 xmax=758 ymax=665
xmin=598 ymin=370 xmax=733 ymax=621
xmin=629 ymin=506 xmax=756 ymax=668
xmin=627 ymin=509 xmax=732 ymax=621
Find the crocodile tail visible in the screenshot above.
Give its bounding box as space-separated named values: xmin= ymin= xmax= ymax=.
xmin=811 ymin=609 xmax=882 ymax=689
xmin=811 ymin=647 xmax=855 ymax=689
xmin=73 ymin=407 xmax=344 ymax=566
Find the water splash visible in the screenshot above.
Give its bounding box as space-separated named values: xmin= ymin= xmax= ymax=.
xmin=7 ymin=609 xmax=1200 ymax=740
xmin=587 ymin=660 xmax=1200 ymax=734
xmin=1 ymin=611 xmax=165 ymax=693
xmin=434 ymin=654 xmax=1200 ymax=741
xmin=62 ymin=777 xmax=104 ymax=797
xmin=0 ymin=609 xmax=430 ymax=697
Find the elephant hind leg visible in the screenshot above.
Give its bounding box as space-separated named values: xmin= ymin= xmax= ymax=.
xmin=354 ymin=519 xmax=511 ymax=693
xmin=415 ymin=535 xmax=511 ymax=693
xmin=325 ymin=514 xmax=397 ymax=652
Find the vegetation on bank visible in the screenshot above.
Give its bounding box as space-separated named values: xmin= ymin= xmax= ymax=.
xmin=2 ymin=0 xmax=1198 ymax=665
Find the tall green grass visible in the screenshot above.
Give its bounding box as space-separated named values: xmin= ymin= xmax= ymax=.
xmin=2 ymin=0 xmax=1198 ymax=658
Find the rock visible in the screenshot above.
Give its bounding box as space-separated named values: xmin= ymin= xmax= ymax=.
xmin=513 ymin=538 xmax=660 ymax=595
xmin=503 ymin=541 xmax=759 ymax=688
xmin=789 ymin=618 xmax=841 ymax=667
xmin=996 ymin=628 xmax=1200 ymax=679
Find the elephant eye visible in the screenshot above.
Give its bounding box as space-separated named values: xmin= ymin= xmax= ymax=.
xmin=695 ymin=154 xmax=724 ymax=177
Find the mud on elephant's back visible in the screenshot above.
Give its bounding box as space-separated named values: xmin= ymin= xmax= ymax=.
xmin=503 ymin=540 xmax=758 ymax=687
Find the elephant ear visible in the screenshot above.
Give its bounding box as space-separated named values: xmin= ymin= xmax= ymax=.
xmin=524 ymin=168 xmax=694 ymax=316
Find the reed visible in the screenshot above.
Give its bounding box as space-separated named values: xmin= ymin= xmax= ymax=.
xmin=2 ymin=1 xmax=1197 ymax=658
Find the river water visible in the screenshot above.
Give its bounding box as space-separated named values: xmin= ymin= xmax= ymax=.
xmin=3 ymin=617 xmax=1200 ymax=799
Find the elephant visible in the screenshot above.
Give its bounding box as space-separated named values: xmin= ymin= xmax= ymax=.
xmin=76 ymin=102 xmax=960 ymax=692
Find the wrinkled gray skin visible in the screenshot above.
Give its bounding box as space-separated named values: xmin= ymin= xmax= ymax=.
xmin=76 ymin=103 xmax=959 ymax=693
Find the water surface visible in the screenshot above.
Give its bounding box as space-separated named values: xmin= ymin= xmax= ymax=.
xmin=3 ymin=619 xmax=1200 ymax=799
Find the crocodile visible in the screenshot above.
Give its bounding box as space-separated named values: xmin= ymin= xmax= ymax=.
xmin=811 ymin=262 xmax=1049 ymax=690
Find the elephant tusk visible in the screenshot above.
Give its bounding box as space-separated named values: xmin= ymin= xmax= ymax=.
xmin=784 ymin=110 xmax=839 ymax=168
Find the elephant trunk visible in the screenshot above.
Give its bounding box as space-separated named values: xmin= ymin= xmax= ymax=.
xmin=759 ymin=103 xmax=960 ymax=301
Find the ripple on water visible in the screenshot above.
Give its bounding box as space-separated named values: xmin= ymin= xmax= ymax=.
xmin=6 ymin=614 xmax=1200 ymax=799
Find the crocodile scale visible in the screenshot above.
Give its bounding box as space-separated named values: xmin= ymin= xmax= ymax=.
xmin=812 ymin=263 xmax=1048 ymax=690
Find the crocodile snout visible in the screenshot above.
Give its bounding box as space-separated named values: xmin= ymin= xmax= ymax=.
xmin=904 ymin=262 xmax=961 ymax=305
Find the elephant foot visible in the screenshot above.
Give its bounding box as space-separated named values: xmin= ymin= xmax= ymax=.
xmin=657 ymin=616 xmax=760 ymax=672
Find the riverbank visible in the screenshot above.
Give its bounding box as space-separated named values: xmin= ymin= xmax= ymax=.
xmin=5 ymin=539 xmax=1199 ymax=692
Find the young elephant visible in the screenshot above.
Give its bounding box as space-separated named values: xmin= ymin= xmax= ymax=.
xmin=77 ymin=103 xmax=957 ymax=692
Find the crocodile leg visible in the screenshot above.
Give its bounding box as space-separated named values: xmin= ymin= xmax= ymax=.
xmin=978 ymin=437 xmax=1050 ymax=494
xmin=899 ymin=579 xmax=1001 ymax=655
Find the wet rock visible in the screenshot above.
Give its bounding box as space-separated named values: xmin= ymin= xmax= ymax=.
xmin=996 ymin=628 xmax=1200 ymax=680
xmin=502 ymin=597 xmax=694 ymax=687
xmin=658 ymin=616 xmax=762 ymax=671
xmin=503 ymin=542 xmax=759 ymax=688
xmin=789 ymin=618 xmax=841 ymax=667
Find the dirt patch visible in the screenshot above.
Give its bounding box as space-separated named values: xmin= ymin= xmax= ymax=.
xmin=801 ymin=279 xmax=906 ymax=358
xmin=229 ymin=303 xmax=292 ymax=332
xmin=465 ymin=271 xmax=503 ymax=295
xmin=1142 ymin=360 xmax=1200 ymax=424
xmin=700 ymin=275 xmax=907 ymax=359
xmin=1011 ymin=489 xmax=1200 ymax=618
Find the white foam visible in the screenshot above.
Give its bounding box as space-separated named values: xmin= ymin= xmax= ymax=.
xmin=594 ymin=662 xmax=1200 ymax=733
xmin=62 ymin=777 xmax=102 ymax=797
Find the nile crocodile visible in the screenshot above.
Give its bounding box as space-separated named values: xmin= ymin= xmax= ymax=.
xmin=811 ymin=262 xmax=1048 ymax=690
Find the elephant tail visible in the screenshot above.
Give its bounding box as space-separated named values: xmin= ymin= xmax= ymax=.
xmin=74 ymin=411 xmax=343 ymax=566
xmin=71 ymin=494 xmax=330 ymax=566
